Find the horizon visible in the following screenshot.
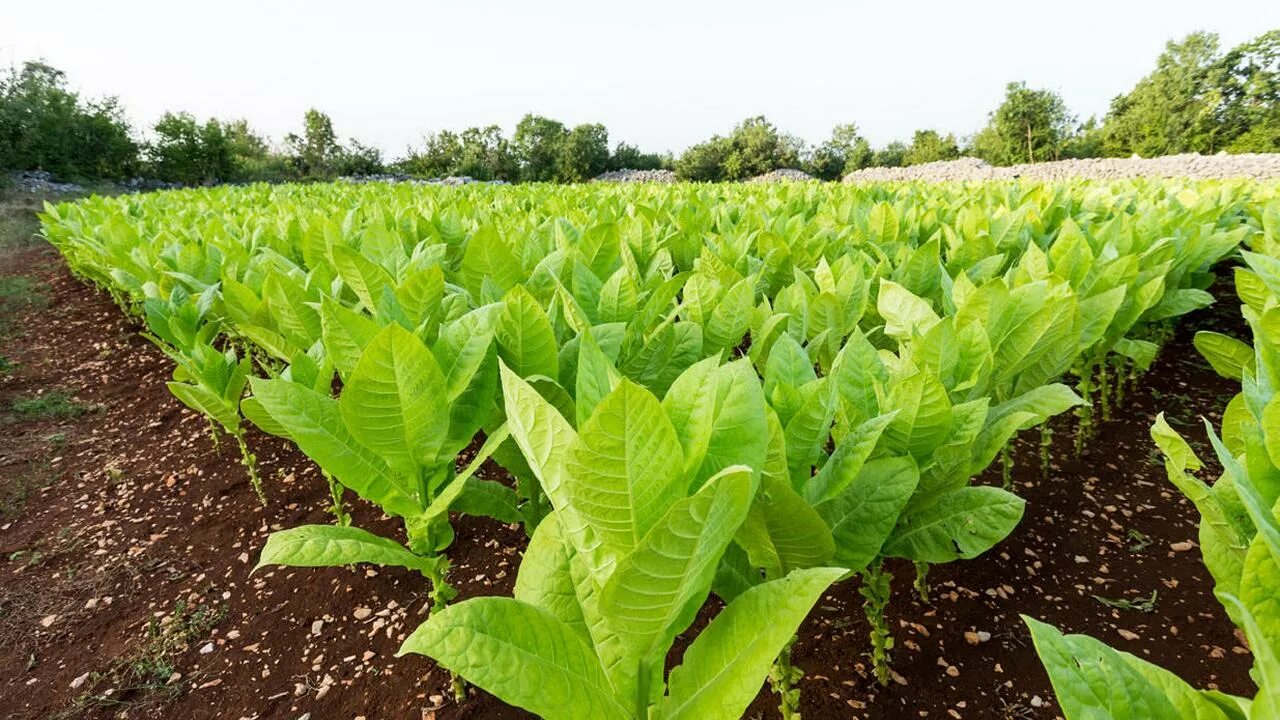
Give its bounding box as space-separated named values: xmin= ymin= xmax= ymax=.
xmin=3 ymin=1 xmax=1278 ymax=158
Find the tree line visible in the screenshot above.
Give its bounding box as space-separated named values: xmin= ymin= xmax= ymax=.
xmin=1 ymin=29 xmax=1275 ymax=186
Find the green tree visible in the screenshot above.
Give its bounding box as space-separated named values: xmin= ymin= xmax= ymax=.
xmin=674 ymin=135 xmax=732 ymax=181
xmin=513 ymin=114 xmax=568 ymax=182
xmin=0 ymin=60 xmax=138 ymax=179
xmin=557 ymin=123 xmax=610 ymax=182
xmin=147 ymin=112 xmax=235 ymax=185
xmin=1216 ymin=30 xmax=1280 ymax=152
xmin=869 ymin=141 xmax=907 ymax=168
xmin=1101 ymin=32 xmax=1223 ymax=156
xmin=608 ymin=142 xmax=667 ymax=171
xmin=903 ymin=129 xmax=960 ymax=166
xmin=285 ymin=109 xmax=341 ymax=178
xmin=806 ymin=123 xmax=872 ymax=180
xmin=974 ymin=82 xmax=1074 ymax=164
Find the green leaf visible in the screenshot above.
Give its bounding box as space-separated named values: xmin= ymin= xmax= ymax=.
xmin=497 ymin=285 xmax=560 ymax=380
xmin=601 ymin=466 xmax=753 ymax=661
xmin=656 ymin=567 xmax=845 ymax=720
xmin=249 ymin=378 xmax=419 ymax=517
xmin=399 ymin=598 xmax=629 ymax=720
xmin=1024 ymin=616 xmax=1231 ymax=720
xmin=256 ymin=525 xmax=439 ymax=577
xmin=802 ymin=413 xmax=896 ymax=505
xmin=340 ymin=324 xmax=450 ymax=476
xmin=736 ymin=472 xmax=835 ymax=578
xmin=1194 ymin=331 xmax=1255 ymax=381
xmin=884 ymin=486 xmax=1025 ymax=563
xmin=167 ymin=381 xmax=238 ymax=432
xmin=567 ymin=379 xmax=686 ymax=554
xmin=818 ymin=456 xmax=919 ymax=572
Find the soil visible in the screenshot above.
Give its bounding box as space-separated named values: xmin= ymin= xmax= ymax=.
xmin=0 ymin=191 xmax=1257 ymax=719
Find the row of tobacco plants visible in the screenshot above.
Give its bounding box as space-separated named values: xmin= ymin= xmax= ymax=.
xmin=40 ymin=178 xmax=1278 ymax=719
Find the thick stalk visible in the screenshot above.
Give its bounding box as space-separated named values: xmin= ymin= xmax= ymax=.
xmin=1099 ymin=355 xmax=1111 ymax=422
xmin=859 ymin=560 xmax=894 ymax=686
xmin=324 ymin=472 xmax=349 ymax=526
xmin=1039 ymin=424 xmax=1053 ymax=480
xmin=1000 ymin=444 xmax=1014 ymax=490
xmin=768 ymin=637 xmax=802 ymax=720
xmin=1074 ymin=364 xmax=1094 ymax=457
xmin=234 ymin=429 xmax=265 ymax=504
xmin=208 ymin=417 xmax=221 ymax=451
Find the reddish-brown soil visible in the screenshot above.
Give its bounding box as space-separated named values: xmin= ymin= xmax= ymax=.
xmin=0 ymin=196 xmax=1256 ymax=719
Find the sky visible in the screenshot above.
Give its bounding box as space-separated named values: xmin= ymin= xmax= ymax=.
xmin=2 ymin=1 xmax=1278 ymax=158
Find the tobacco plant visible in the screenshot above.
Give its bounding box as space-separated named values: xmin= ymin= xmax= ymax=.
xmin=399 ymin=363 xmax=844 ymax=720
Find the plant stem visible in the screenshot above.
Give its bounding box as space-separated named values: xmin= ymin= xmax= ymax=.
xmin=324 ymin=472 xmax=349 ymax=526
xmin=234 ymin=430 xmax=265 ymax=504
xmin=1000 ymin=444 xmax=1014 ymax=490
xmin=207 ymin=417 xmax=221 ymax=451
xmin=1040 ymin=423 xmax=1053 ymax=480
xmin=768 ymin=637 xmax=802 ymax=720
xmin=859 ymin=561 xmax=894 ymax=686
xmin=1099 ymin=355 xmax=1111 ymax=421
xmin=913 ymin=561 xmax=931 ymax=603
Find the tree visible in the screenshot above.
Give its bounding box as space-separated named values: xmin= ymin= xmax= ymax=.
xmin=457 ymin=125 xmax=517 ymax=181
xmin=557 ymin=123 xmax=610 ymax=182
xmin=675 ymin=116 xmax=803 ymax=181
xmin=608 ymin=142 xmax=667 ymax=171
xmin=806 ymin=123 xmax=872 ymax=180
xmin=973 ymin=82 xmax=1074 ymax=164
xmin=513 ymin=114 xmax=568 ymax=182
xmin=147 ymin=112 xmax=234 ymax=184
xmin=721 ymin=116 xmax=803 ymax=180
xmin=285 ymin=109 xmax=341 ymax=178
xmin=870 ymin=141 xmax=907 ymax=168
xmin=332 ymin=139 xmax=384 ymax=177
xmin=1216 ymin=30 xmax=1280 ymax=152
xmin=903 ymin=129 xmax=960 ymax=166
xmin=1101 ymin=32 xmax=1223 ymax=156
xmin=0 ymin=60 xmax=138 ymax=179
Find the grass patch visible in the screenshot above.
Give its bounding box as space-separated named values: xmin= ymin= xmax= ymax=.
xmin=57 ymin=598 xmax=226 ymax=717
xmin=0 ymin=458 xmax=57 ymax=519
xmin=9 ymin=390 xmax=91 ymax=420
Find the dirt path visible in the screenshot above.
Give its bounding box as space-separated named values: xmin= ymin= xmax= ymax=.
xmin=0 ymin=192 xmax=1256 ymax=719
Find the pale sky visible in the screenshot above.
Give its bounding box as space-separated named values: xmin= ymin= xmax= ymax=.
xmin=3 ymin=1 xmax=1278 ymax=158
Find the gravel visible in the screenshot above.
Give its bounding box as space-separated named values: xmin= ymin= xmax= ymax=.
xmin=593 ymin=168 xmax=678 ymax=183
xmin=748 ymin=168 xmax=815 ymax=183
xmin=338 ymin=173 xmax=507 ymax=186
xmin=843 ymin=153 xmax=1280 ymax=183
xmin=9 ymin=170 xmax=85 ymax=194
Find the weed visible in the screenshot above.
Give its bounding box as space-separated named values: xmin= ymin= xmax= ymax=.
xmin=1093 ymin=590 xmax=1158 ymax=613
xmin=9 ymin=390 xmax=90 ymax=420
xmin=1125 ymin=529 xmax=1154 ymax=552
xmin=58 ymin=598 xmax=226 ymax=716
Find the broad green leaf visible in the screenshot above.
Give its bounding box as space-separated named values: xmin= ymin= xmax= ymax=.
xmin=249 ymin=377 xmax=419 ymax=517
xmin=566 ymin=379 xmax=685 ymax=554
xmin=399 ymin=598 xmax=629 ymax=720
xmin=818 ymin=456 xmax=919 ymax=572
xmin=256 ymin=524 xmax=439 ymax=577
xmin=340 ymin=324 xmax=450 ymax=475
xmin=736 ymin=473 xmax=835 ymax=578
xmin=656 ymin=567 xmax=845 ymax=720
xmin=1195 ymin=331 xmax=1255 ymax=381
xmin=600 ymin=467 xmax=753 ymax=661
xmin=884 ymin=486 xmax=1025 ymax=563
xmin=497 ymin=285 xmax=560 ymax=380
xmin=1024 ymin=616 xmax=1232 ymax=720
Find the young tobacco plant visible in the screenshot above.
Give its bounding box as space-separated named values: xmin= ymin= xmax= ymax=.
xmin=398 ymin=364 xmax=845 ymax=720
xmin=251 ymin=320 xmax=515 ymax=613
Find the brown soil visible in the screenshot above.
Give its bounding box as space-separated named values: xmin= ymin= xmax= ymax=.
xmin=0 ymin=195 xmax=1255 ymax=719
